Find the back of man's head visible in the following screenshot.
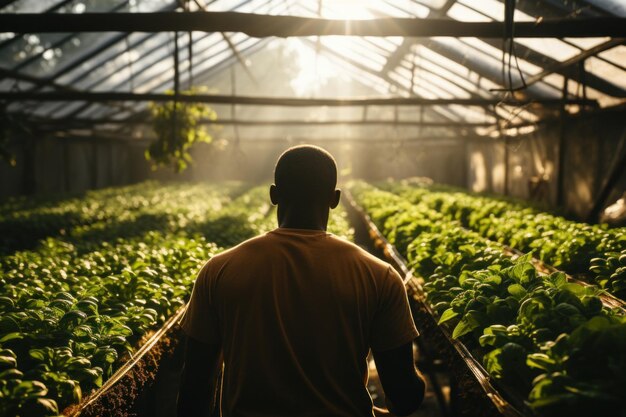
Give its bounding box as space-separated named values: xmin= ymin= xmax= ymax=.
xmin=274 ymin=145 xmax=337 ymax=206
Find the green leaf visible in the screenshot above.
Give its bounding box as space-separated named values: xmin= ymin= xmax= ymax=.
xmin=0 ymin=355 xmax=17 ymax=369
xmin=438 ymin=308 xmax=459 ymax=324
xmin=452 ymin=311 xmax=483 ymax=339
xmin=561 ymin=283 xmax=586 ymax=296
xmin=549 ymin=272 xmax=567 ymax=287
xmin=507 ymin=284 xmax=527 ymax=299
xmin=0 ymin=332 xmax=24 ymax=343
xmin=19 ymin=397 xmax=59 ymax=417
xmin=29 ymin=349 xmax=47 ymax=362
xmin=13 ymin=380 xmax=47 ymax=397
xmin=526 ymin=353 xmax=556 ymax=371
xmin=484 ymin=275 xmax=502 ymax=286
xmin=510 ymin=261 xmax=536 ymax=284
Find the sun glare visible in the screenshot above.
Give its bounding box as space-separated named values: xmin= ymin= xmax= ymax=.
xmin=322 ymin=0 xmax=377 ymax=20
xmin=288 ymin=0 xmax=381 ymax=96
xmin=289 ymin=39 xmax=341 ymax=96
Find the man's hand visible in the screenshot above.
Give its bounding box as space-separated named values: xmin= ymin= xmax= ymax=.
xmin=373 ymin=405 xmax=392 ymax=416
xmin=177 ymin=335 xmax=222 ymax=417
xmin=373 ymin=342 xmax=425 ymax=416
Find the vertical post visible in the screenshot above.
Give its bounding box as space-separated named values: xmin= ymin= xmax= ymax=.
xmin=503 ymin=135 xmax=509 ymax=196
xmin=63 ymin=139 xmax=70 ymax=192
xmin=22 ymin=135 xmax=36 ymax=195
xmin=578 ymin=60 xmax=587 ymax=109
xmin=462 ymin=137 xmax=469 ymax=189
xmin=188 ymin=31 xmax=193 ymax=89
xmin=173 ymin=31 xmax=180 ymax=96
xmin=91 ymin=141 xmax=98 ymax=189
xmin=557 ymin=77 xmax=569 ymax=207
xmin=185 ymin=0 xmax=193 ymax=89
xmin=173 ymin=31 xmax=180 ymax=156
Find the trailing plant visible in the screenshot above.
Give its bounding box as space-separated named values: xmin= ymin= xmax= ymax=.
xmin=147 ymin=88 xmax=217 ymax=172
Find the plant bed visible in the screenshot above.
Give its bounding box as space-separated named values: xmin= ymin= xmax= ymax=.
xmin=344 ymin=191 xmax=524 ymax=417
xmin=380 ymin=180 xmax=626 ymax=301
xmin=65 ymin=306 xmax=186 ymax=417
xmin=346 ymin=182 xmax=626 ymax=417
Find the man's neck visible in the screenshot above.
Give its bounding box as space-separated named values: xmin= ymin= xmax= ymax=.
xmin=277 ymin=205 xmax=329 ymax=231
xmin=278 ymin=219 xmax=327 ymax=231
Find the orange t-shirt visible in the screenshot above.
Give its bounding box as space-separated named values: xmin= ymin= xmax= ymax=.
xmin=181 ymin=227 xmax=419 ymax=417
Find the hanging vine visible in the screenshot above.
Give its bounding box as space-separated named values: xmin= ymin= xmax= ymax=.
xmin=146 ymin=88 xmax=217 ymax=172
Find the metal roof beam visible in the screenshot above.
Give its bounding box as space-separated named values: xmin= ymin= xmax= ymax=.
xmin=0 ymin=91 xmax=597 ymax=106
xmin=28 ymin=117 xmax=495 ymax=128
xmin=0 ymin=12 xmax=624 ymax=38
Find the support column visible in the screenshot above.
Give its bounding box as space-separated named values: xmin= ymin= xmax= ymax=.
xmin=557 ymin=77 xmax=569 ymax=207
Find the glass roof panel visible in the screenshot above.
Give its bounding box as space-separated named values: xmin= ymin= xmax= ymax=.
xmin=584 ymin=0 xmax=626 ymax=16
xmin=515 ymin=38 xmax=581 ymax=62
xmin=412 ymin=0 xmax=451 ymax=10
xmin=320 ymin=37 xmax=386 ymax=72
xmin=18 ymin=32 xmax=125 ymax=78
xmin=447 ymin=3 xmax=491 ymax=22
xmin=459 ymin=37 xmax=544 ymax=75
xmin=0 ymin=33 xmax=70 ymax=69
xmin=458 ymin=0 xmax=535 ymax=22
xmin=598 ymin=45 xmax=626 ymax=69
xmin=377 ymin=0 xmax=429 ymax=18
xmin=585 ymin=56 xmax=626 ymax=90
xmin=57 ymin=33 xmax=168 ymax=88
xmin=565 ymin=37 xmax=612 ymax=50
xmin=0 ymin=0 xmax=623 ymax=133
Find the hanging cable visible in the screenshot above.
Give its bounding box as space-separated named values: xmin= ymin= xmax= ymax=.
xmin=492 ymin=0 xmax=526 ymax=95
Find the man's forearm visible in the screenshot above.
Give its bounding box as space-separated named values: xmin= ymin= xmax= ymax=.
xmin=177 ymin=336 xmax=223 ymax=417
xmin=177 ymin=360 xmax=217 ymax=417
xmin=384 ymin=369 xmax=425 ymax=416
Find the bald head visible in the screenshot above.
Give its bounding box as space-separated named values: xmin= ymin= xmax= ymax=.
xmin=273 ymin=145 xmax=338 ymax=206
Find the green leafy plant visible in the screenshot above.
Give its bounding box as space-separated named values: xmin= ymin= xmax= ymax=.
xmin=147 ymin=88 xmax=217 ymax=172
xmin=0 ymin=182 xmax=354 ymax=414
xmin=381 ymin=180 xmax=626 ymax=301
xmin=350 ymin=181 xmax=626 ymax=417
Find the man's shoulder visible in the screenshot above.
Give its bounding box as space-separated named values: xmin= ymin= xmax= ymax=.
xmin=204 ymin=230 xmax=392 ymax=276
xmin=326 ymin=234 xmax=392 ymax=273
xmin=209 ymin=233 xmax=269 ymax=262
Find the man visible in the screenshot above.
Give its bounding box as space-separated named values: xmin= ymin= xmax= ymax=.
xmin=178 ymin=145 xmax=425 ymax=416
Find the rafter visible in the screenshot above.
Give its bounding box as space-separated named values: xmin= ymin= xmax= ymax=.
xmin=0 ymin=12 xmax=624 ymax=38
xmin=30 ymin=117 xmax=495 ymax=129
xmin=0 ymin=91 xmax=597 ymax=107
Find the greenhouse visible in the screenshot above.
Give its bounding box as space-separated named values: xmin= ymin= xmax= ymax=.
xmin=0 ymin=0 xmax=625 ymax=416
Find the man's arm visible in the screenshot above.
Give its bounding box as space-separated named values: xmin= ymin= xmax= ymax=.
xmin=177 ymin=335 xmax=223 ymax=417
xmin=373 ymin=341 xmax=425 ymax=416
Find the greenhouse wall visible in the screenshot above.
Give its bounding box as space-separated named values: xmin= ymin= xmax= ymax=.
xmin=467 ymin=109 xmax=626 ymax=219
xmin=0 ymin=136 xmax=466 ymax=199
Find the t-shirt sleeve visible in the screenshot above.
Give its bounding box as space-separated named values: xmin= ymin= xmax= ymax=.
xmin=370 ymin=266 xmax=419 ymax=352
xmin=180 ymin=261 xmax=221 ymax=345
